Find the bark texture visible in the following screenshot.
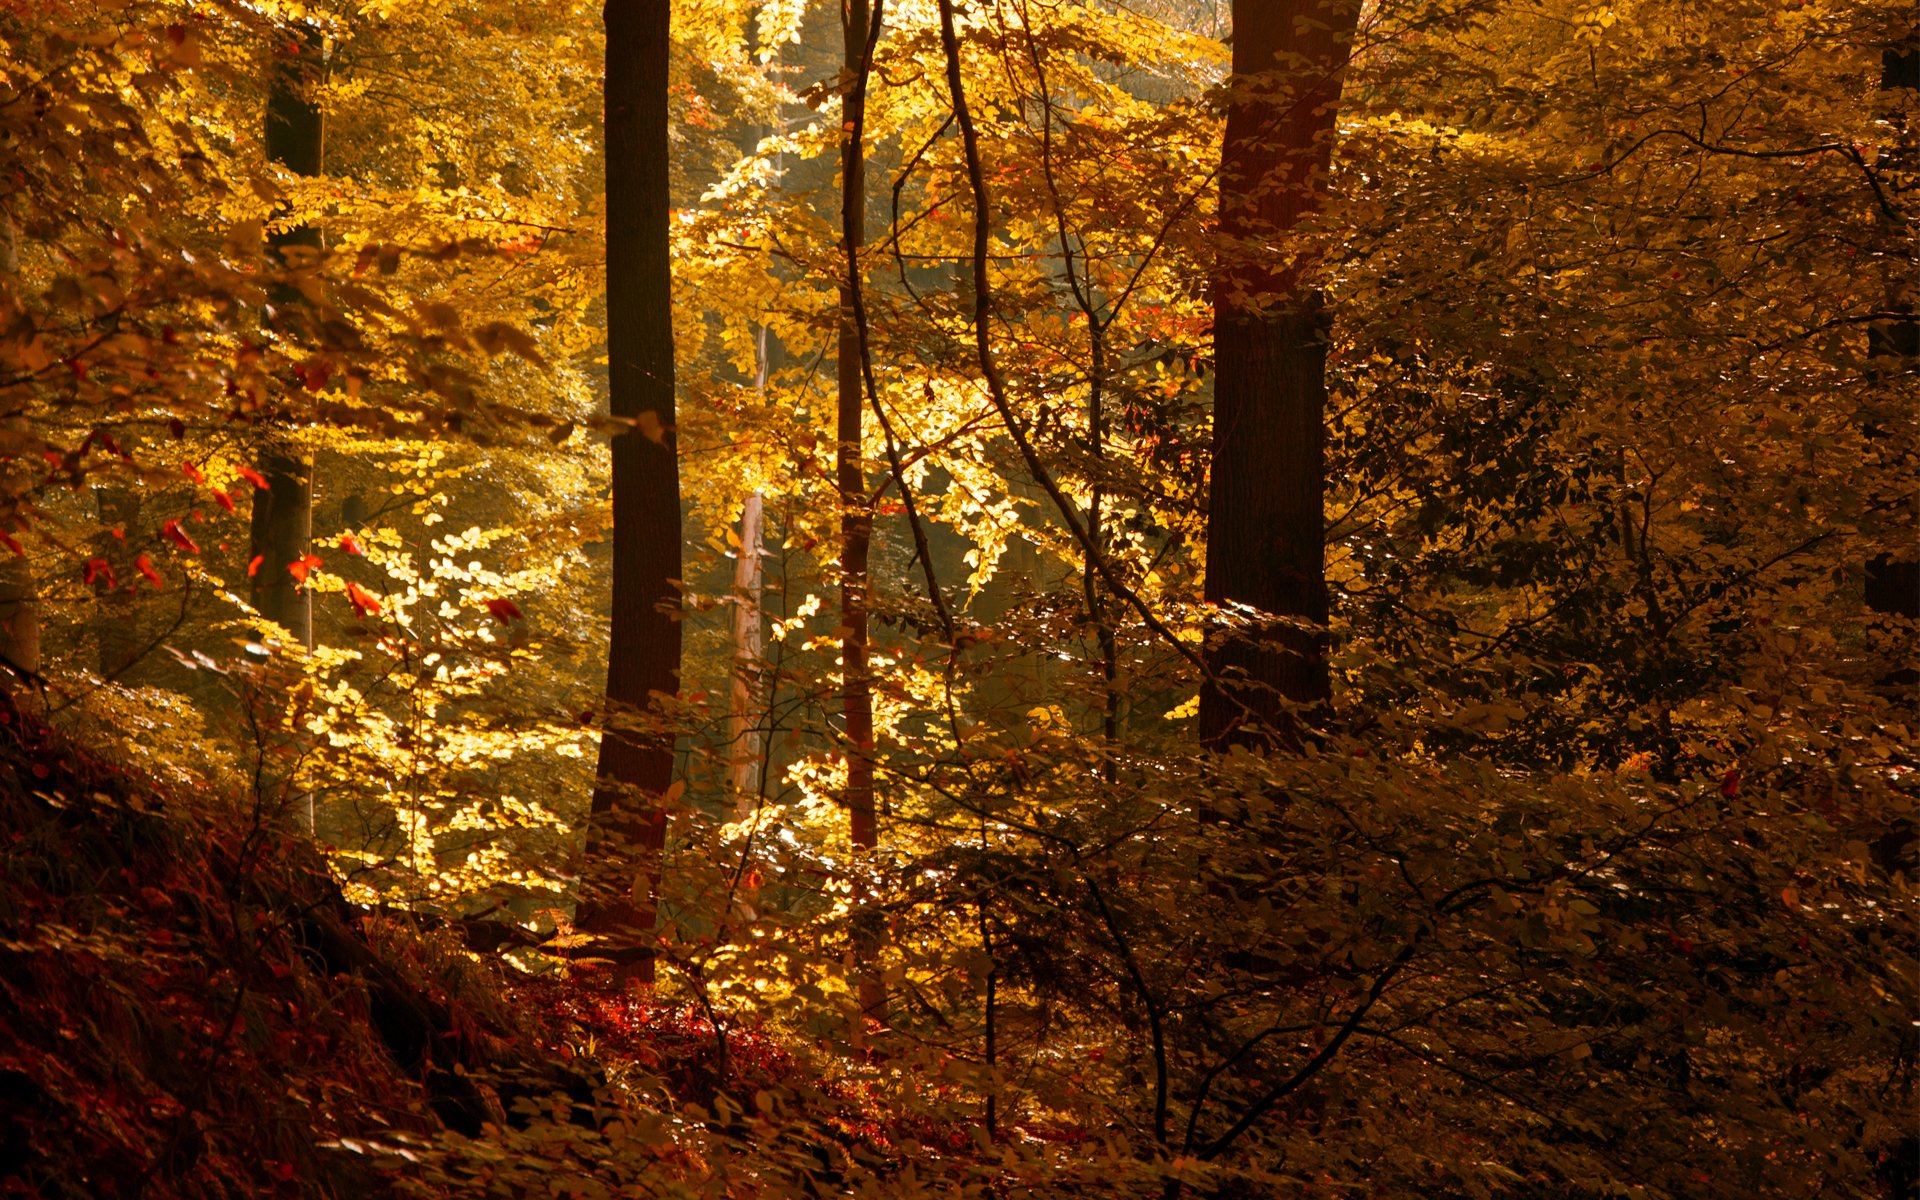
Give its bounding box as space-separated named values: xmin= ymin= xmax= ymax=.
xmin=839 ymin=0 xmax=877 ymax=865
xmin=839 ymin=0 xmax=885 ymax=1026
xmin=728 ymin=490 xmax=765 ymax=815
xmin=251 ymin=27 xmax=324 ymax=649
xmin=580 ymin=0 xmax=680 ymax=984
xmin=1865 ymin=31 xmax=1919 ymax=645
xmin=1199 ymin=0 xmax=1360 ymax=750
xmin=0 ymin=211 xmax=37 ymax=693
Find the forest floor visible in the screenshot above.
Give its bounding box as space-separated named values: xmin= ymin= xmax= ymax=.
xmin=0 ymin=693 xmax=960 ymax=1198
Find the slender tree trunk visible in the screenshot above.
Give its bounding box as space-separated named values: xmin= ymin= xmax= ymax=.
xmin=93 ymin=485 xmax=142 ymax=678
xmin=839 ymin=0 xmax=886 ymax=1028
xmin=0 ymin=208 xmax=38 ymax=696
xmin=252 ymin=26 xmax=323 ymax=650
xmin=731 ymin=90 xmax=784 ymax=821
xmin=1084 ymin=313 xmax=1119 ymax=756
xmin=580 ymin=0 xmax=680 ymax=986
xmin=1198 ymin=0 xmax=1359 ymax=751
xmin=0 ymin=542 xmax=38 ymax=693
xmin=728 ymin=487 xmax=765 ymax=816
xmin=1866 ymin=32 xmax=1918 ymax=656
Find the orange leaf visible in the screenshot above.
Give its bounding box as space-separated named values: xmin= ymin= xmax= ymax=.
xmin=211 ymin=488 xmax=235 ymax=515
xmin=83 ymin=558 xmax=115 ymax=588
xmin=345 ymin=582 xmax=382 ymax=618
xmin=135 ymin=554 xmax=164 ymax=589
xmin=236 ymin=465 xmax=269 ymax=490
xmin=247 ymin=554 xmax=264 ymax=578
xmin=287 ymin=553 xmax=323 ymax=584
xmin=338 ymin=534 xmax=363 ymax=556
xmin=160 ymin=519 xmax=200 ymax=555
xmin=182 ymin=461 xmax=205 ymax=484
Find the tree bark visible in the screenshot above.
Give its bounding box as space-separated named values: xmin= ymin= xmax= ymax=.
xmin=0 ymin=209 xmax=37 ymax=696
xmin=251 ymin=26 xmax=324 ymax=650
xmin=0 ymin=537 xmax=40 ymax=692
xmin=728 ymin=488 xmax=765 ymax=816
xmin=1865 ymin=31 xmax=1918 ymax=652
xmin=839 ymin=0 xmax=885 ymax=1028
xmin=579 ymin=0 xmax=680 ymax=986
xmin=1199 ymin=0 xmax=1359 ymax=751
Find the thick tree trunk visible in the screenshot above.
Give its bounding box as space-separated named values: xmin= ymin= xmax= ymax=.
xmin=251 ymin=27 xmax=324 ymax=650
xmin=839 ymin=0 xmax=885 ymax=1028
xmin=1866 ymin=33 xmax=1918 ymax=654
xmin=579 ymin=0 xmax=680 ymax=985
xmin=1199 ymin=0 xmax=1359 ymax=751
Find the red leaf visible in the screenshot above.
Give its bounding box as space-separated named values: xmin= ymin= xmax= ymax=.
xmin=110 ymin=525 xmax=125 ymax=541
xmin=181 ymin=461 xmax=205 ymax=485
xmin=286 ymin=553 xmax=322 ymax=584
xmin=236 ymin=465 xmax=269 ymax=490
xmin=1719 ymin=769 xmax=1740 ymax=798
xmin=345 ymin=581 xmax=382 ymax=618
xmin=211 ymin=488 xmax=235 ymax=514
xmin=135 ymin=554 xmax=164 ymax=589
xmin=80 ymin=428 xmax=124 ymax=459
xmin=83 ymin=558 xmax=115 ymax=588
xmin=247 ymin=554 xmax=264 ymax=578
xmin=160 ymin=519 xmax=199 ymax=555
xmin=338 ymin=534 xmax=363 ymax=556
xmin=484 ymin=597 xmax=524 ymax=623
xmin=0 ymin=530 xmax=20 ymax=558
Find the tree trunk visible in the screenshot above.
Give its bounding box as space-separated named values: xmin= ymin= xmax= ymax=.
xmin=251 ymin=26 xmax=324 ymax=650
xmin=579 ymin=0 xmax=680 ymax=986
xmin=0 ymin=545 xmax=39 ymax=694
xmin=0 ymin=209 xmax=37 ymax=696
xmin=728 ymin=488 xmax=765 ymax=816
xmin=1199 ymin=0 xmax=1359 ymax=751
xmin=730 ymin=84 xmax=785 ymax=822
xmin=92 ymin=485 xmax=142 ymax=679
xmin=839 ymin=0 xmax=885 ymax=1028
xmin=1866 ymin=31 xmax=1918 ymax=657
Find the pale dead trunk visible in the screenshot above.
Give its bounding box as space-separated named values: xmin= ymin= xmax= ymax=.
xmin=728 ymin=488 xmax=765 ymax=816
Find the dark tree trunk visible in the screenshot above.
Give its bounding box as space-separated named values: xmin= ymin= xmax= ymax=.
xmin=1866 ymin=32 xmax=1919 ymax=646
xmin=0 ymin=211 xmax=37 ymax=695
xmin=579 ymin=0 xmax=680 ymax=985
xmin=92 ymin=485 xmax=142 ymax=679
xmin=251 ymin=26 xmax=324 ymax=649
xmin=1199 ymin=0 xmax=1359 ymax=751
xmin=839 ymin=0 xmax=885 ymax=1027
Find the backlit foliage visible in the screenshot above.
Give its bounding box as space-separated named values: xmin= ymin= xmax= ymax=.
xmin=0 ymin=0 xmax=1911 ymax=1196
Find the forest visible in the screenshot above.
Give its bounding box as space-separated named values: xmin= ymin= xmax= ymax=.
xmin=0 ymin=0 xmax=1914 ymax=1195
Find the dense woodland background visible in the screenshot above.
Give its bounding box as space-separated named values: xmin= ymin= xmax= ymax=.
xmin=0 ymin=0 xmax=1915 ymax=1196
